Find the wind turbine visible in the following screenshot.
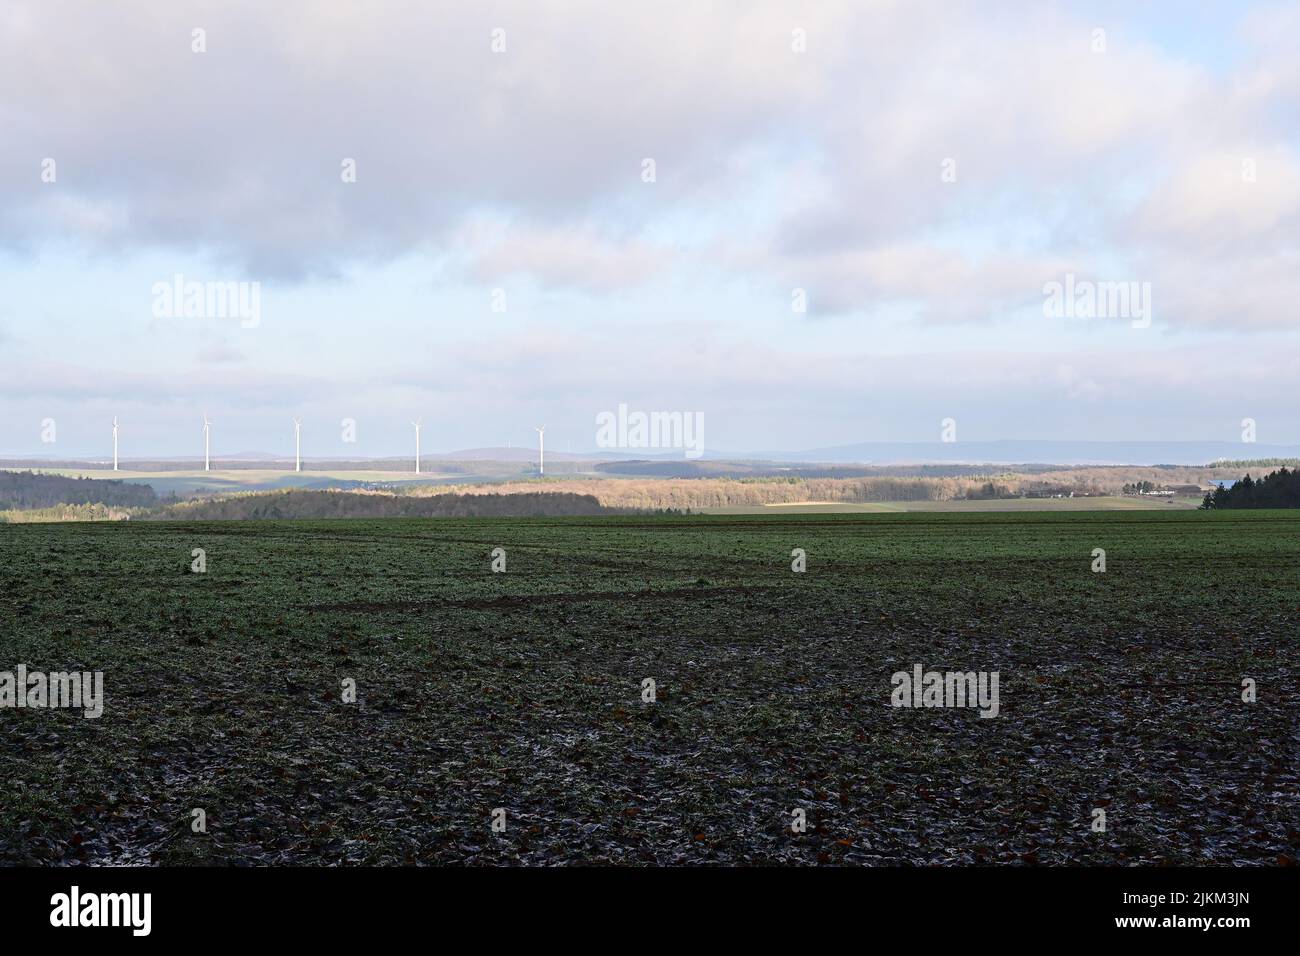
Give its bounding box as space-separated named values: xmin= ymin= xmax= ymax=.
xmin=535 ymin=425 xmax=546 ymax=476
xmin=411 ymin=418 xmax=422 ymax=475
xmin=202 ymin=414 xmax=212 ymax=472
xmin=292 ymin=418 xmax=302 ymax=473
xmin=112 ymin=417 xmax=119 ymax=471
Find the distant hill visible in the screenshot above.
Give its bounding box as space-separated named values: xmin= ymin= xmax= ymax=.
xmin=593 ymin=460 xmax=1049 ymax=479
xmin=0 ymin=470 xmax=158 ymax=510
xmin=768 ymin=440 xmax=1300 ymax=467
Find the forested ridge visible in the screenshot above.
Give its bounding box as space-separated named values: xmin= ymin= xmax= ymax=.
xmin=0 ymin=471 xmax=157 ymax=510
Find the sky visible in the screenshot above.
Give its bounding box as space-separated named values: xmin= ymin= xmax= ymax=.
xmin=1 ymin=0 xmax=1298 ymax=460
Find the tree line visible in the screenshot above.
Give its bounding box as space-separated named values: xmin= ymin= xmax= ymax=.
xmin=1200 ymin=469 xmax=1300 ymax=509
xmin=154 ymin=489 xmax=608 ymax=520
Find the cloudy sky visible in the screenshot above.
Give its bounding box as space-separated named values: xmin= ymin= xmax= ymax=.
xmin=1 ymin=0 xmax=1297 ymax=459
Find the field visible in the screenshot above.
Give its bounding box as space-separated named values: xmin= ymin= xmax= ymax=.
xmin=704 ymin=495 xmax=1205 ymax=513
xmin=1 ymin=512 xmax=1296 ymax=865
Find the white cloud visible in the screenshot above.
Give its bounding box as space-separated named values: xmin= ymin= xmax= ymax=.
xmin=456 ymin=221 xmax=669 ymax=291
xmin=1137 ymin=148 xmax=1300 ymax=240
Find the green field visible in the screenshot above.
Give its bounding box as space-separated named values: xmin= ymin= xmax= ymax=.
xmin=704 ymin=495 xmax=1205 ymax=513
xmin=1 ymin=512 xmax=1296 ymax=865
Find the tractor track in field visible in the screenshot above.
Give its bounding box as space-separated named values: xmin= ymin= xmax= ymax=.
xmin=306 ymin=584 xmax=781 ymax=614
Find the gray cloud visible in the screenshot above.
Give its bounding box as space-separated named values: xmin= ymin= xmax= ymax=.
xmin=0 ymin=0 xmax=812 ymax=277
xmin=1 ymin=1 xmax=1296 ymax=329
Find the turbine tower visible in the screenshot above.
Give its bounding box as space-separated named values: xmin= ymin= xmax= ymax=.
xmin=202 ymin=414 xmax=212 ymax=472
xmin=411 ymin=418 xmax=422 ymax=475
xmin=292 ymin=418 xmax=302 ymax=473
xmin=112 ymin=417 xmax=119 ymax=471
xmin=535 ymin=424 xmax=546 ymax=476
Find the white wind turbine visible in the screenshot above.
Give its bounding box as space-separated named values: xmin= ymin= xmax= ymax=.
xmin=112 ymin=417 xmax=119 ymax=471
xmin=411 ymin=418 xmax=422 ymax=475
xmin=292 ymin=418 xmax=302 ymax=473
xmin=202 ymin=414 xmax=212 ymax=472
xmin=535 ymin=424 xmax=546 ymax=476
